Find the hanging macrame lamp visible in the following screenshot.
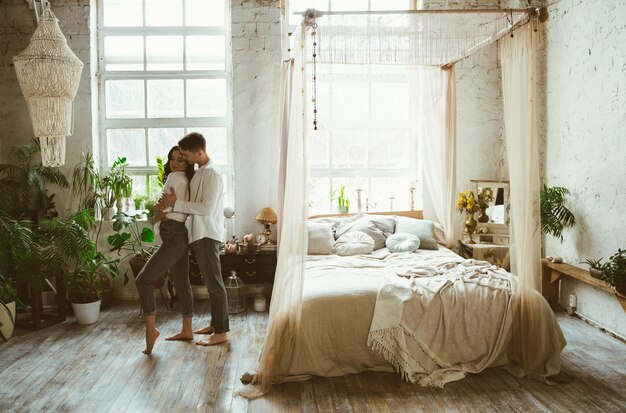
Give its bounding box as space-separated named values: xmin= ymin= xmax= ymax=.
xmin=13 ymin=5 xmax=83 ymax=167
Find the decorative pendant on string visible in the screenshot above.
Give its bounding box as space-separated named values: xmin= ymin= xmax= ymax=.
xmin=13 ymin=5 xmax=83 ymax=167
xmin=312 ymin=23 xmax=318 ymax=131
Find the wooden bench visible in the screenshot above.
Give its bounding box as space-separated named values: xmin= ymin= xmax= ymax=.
xmin=541 ymin=258 xmax=626 ymax=312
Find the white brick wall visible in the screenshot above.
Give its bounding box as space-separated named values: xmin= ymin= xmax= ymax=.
xmin=539 ymin=0 xmax=626 ymax=339
xmin=0 ymin=0 xmax=94 ymax=209
xmin=230 ymin=0 xmax=282 ymax=237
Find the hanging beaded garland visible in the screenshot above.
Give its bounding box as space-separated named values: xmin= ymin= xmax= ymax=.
xmin=312 ymin=23 xmax=318 ymax=131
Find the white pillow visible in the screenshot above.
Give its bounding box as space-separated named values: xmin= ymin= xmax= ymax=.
xmin=335 ymin=214 xmax=395 ymax=250
xmin=307 ymin=222 xmax=334 ymax=255
xmin=394 ymin=216 xmax=438 ymax=250
xmin=386 ymin=233 xmax=421 ymax=253
xmin=333 ymin=231 xmax=375 ymax=256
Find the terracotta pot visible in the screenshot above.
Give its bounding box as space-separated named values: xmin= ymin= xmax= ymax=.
xmin=615 ymin=279 xmax=626 ymax=295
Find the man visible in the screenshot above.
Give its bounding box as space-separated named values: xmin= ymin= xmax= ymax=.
xmin=158 ymin=132 xmax=228 ymax=346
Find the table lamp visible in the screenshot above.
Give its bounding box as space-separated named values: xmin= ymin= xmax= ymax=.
xmin=254 ymin=207 xmax=278 ymax=245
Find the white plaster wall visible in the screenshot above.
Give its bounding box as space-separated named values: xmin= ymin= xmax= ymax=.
xmin=538 ymin=0 xmax=626 ymax=339
xmin=0 ymin=0 xmax=95 ymax=213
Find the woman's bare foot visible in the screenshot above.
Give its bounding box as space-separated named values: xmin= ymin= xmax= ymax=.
xmin=165 ymin=331 xmax=194 ymax=341
xmin=193 ymin=326 xmax=214 ymax=335
xmin=196 ymin=333 xmax=227 ymax=346
xmin=143 ymin=328 xmax=160 ymax=355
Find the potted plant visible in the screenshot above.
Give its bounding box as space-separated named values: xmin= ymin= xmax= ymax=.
xmin=331 ymin=185 xmax=350 ymax=214
xmin=0 ymin=273 xmax=22 ymax=342
xmin=105 ymin=157 xmax=133 ymax=214
xmin=602 ymin=248 xmax=626 ymax=295
xmin=581 ymin=258 xmax=607 ymax=280
xmin=540 ymin=185 xmax=575 ymax=242
xmin=0 ymin=141 xmax=69 ymax=222
xmin=66 ymin=250 xmax=118 ymax=324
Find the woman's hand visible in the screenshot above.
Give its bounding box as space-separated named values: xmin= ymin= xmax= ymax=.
xmin=152 ymin=210 xmax=166 ymax=225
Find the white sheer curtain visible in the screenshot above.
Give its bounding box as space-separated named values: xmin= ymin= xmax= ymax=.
xmin=317 ymin=11 xmax=529 ymax=66
xmin=501 ymin=22 xmax=565 ymax=379
xmin=239 ymin=24 xmax=309 ymax=399
xmin=420 ymin=66 xmax=457 ymax=246
xmin=276 ymin=59 xmax=294 ymax=245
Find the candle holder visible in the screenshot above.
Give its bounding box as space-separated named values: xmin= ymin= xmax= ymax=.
xmin=365 ymin=198 xmax=377 ymax=212
xmin=355 ymin=188 xmax=363 ymax=213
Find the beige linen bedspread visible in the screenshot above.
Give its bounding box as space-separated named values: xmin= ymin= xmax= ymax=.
xmin=288 ymin=248 xmax=465 ymax=378
xmin=287 ymin=248 xmax=565 ymax=385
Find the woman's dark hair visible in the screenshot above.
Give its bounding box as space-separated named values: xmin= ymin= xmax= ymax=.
xmin=163 ymin=146 xmax=194 ymax=184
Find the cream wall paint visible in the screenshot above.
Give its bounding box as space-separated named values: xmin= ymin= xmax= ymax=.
xmin=538 ymin=0 xmax=626 ymax=339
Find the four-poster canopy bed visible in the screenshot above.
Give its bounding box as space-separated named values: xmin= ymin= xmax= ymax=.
xmin=240 ymin=6 xmax=563 ymax=399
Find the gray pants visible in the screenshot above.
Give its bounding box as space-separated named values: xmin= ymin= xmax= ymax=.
xmin=136 ymin=220 xmax=192 ymax=317
xmin=191 ymin=237 xmax=229 ymax=333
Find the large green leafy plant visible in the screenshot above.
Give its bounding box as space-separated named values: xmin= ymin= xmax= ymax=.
xmin=0 ymin=141 xmax=68 ymax=221
xmin=540 ymin=185 xmax=575 ymax=242
xmin=108 ymin=213 xmax=155 ymax=285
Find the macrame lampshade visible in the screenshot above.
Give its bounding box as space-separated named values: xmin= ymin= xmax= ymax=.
xmin=13 ymin=6 xmax=83 ymax=167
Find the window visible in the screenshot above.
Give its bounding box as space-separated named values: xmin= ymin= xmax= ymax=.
xmin=307 ymin=64 xmax=422 ymax=215
xmin=97 ymin=0 xmax=233 ymax=204
xmin=285 ymin=1 xmax=421 ymax=214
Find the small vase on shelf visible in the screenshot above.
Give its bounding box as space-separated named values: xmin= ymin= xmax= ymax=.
xmin=465 ymin=212 xmax=477 ymax=244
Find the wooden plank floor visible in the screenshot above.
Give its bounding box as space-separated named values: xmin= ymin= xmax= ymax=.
xmin=1 ymin=301 xmax=624 ymax=413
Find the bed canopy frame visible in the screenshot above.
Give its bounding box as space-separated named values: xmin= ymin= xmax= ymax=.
xmin=241 ymin=6 xmax=548 ymax=398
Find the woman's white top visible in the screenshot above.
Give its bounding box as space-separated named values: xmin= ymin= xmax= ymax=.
xmin=154 ymin=171 xmax=189 ymax=235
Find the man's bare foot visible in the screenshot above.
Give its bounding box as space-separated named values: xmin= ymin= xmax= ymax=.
xmin=193 ymin=326 xmax=214 ymax=335
xmin=143 ymin=328 xmax=160 ymax=355
xmin=196 ymin=333 xmax=227 ymax=346
xmin=165 ymin=331 xmax=194 ymax=341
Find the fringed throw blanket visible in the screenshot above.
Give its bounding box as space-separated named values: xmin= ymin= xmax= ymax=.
xmin=367 ymin=259 xmax=514 ymax=387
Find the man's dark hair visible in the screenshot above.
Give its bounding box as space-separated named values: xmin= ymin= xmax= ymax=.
xmin=178 ymin=132 xmax=206 ymax=152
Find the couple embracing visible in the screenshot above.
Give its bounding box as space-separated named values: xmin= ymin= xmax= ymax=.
xmin=135 ymin=132 xmax=229 ymax=355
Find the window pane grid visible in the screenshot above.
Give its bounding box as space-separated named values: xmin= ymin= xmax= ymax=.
xmin=99 ymin=0 xmax=232 ymax=201
xmin=309 ymin=62 xmax=420 ymax=214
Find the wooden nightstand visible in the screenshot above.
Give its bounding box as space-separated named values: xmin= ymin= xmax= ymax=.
xmin=188 ymin=250 xmax=277 ymax=287
xmin=219 ymin=250 xmax=277 ymax=284
xmin=458 ymin=240 xmax=510 ymax=271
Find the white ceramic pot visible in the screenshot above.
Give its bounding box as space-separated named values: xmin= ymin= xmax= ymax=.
xmin=0 ymin=301 xmax=16 ymax=340
xmin=72 ymin=300 xmax=101 ymax=325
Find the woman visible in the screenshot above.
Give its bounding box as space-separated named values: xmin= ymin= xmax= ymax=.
xmin=136 ymin=146 xmax=195 ymax=355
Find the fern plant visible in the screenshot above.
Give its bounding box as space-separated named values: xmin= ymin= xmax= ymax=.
xmin=540 ymin=185 xmax=575 ymax=242
xmin=0 ymin=141 xmax=69 ymax=220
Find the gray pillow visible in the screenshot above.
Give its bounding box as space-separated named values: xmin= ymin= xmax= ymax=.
xmin=394 ymin=216 xmax=438 ymax=250
xmin=335 ymin=214 xmax=395 ymax=250
xmin=386 ymin=233 xmax=421 ymax=253
xmin=307 ymin=222 xmax=334 ymax=255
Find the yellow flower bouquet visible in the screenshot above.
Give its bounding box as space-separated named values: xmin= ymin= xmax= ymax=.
xmin=457 ymin=190 xmax=480 ymax=214
xmin=457 ymin=189 xmax=480 ymax=243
